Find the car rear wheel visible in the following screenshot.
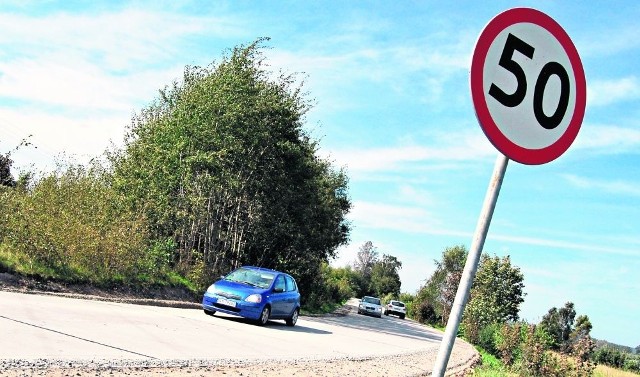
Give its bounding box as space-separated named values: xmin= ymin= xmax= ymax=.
xmin=400 ymin=314 xmax=405 ymax=319
xmin=257 ymin=306 xmax=270 ymax=326
xmin=204 ymin=309 xmax=215 ymax=316
xmin=286 ymin=308 xmax=299 ymax=327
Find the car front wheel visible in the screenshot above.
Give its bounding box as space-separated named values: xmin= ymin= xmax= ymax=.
xmin=257 ymin=306 xmax=270 ymax=326
xmin=204 ymin=309 xmax=215 ymax=316
xmin=286 ymin=308 xmax=299 ymax=327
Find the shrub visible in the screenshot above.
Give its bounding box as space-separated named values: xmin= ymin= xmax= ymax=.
xmin=414 ymin=300 xmax=438 ymax=324
xmin=496 ymin=322 xmax=522 ymax=366
xmin=476 ymin=323 xmax=500 ymax=356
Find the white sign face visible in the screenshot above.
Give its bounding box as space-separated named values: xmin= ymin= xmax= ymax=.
xmin=471 ymin=8 xmax=586 ymax=165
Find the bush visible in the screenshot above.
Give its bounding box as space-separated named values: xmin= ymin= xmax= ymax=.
xmin=414 ymin=300 xmax=438 ymax=324
xmin=496 ymin=322 xmax=522 ymax=366
xmin=475 ymin=323 xmax=500 ymax=356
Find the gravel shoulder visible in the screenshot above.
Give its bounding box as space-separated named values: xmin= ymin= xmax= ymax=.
xmin=0 ymin=272 xmax=479 ymax=376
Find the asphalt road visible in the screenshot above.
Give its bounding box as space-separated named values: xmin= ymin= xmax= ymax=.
xmin=0 ymin=292 xmax=444 ymax=362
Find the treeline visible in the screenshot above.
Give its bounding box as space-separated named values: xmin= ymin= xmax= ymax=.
xmin=592 ymin=345 xmax=640 ymax=373
xmin=312 ymin=241 xmax=404 ymax=309
xmin=404 ymin=246 xmax=598 ymax=376
xmin=0 ymin=39 xmax=351 ymax=308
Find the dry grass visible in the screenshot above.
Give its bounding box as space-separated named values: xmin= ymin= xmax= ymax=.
xmin=594 ymin=364 xmax=639 ymax=377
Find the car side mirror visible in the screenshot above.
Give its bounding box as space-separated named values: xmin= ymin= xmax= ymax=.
xmin=274 ymin=287 xmax=284 ymax=293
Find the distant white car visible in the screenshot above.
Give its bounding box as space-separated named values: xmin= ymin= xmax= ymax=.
xmin=384 ymin=300 xmax=406 ymax=319
xmin=357 ymin=296 xmax=383 ymax=318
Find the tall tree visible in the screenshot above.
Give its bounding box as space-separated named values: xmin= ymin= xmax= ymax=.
xmin=110 ymin=39 xmax=351 ymax=294
xmin=353 ymin=241 xmax=379 ymax=279
xmin=540 ymin=302 xmax=577 ymax=351
xmin=416 ymin=245 xmax=467 ymax=325
xmin=370 ymin=254 xmax=402 ymax=297
xmin=0 ymin=152 xmax=14 ymax=188
xmin=462 ymin=254 xmax=525 ymax=343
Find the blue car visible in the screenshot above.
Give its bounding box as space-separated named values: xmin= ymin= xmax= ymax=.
xmin=202 ymin=266 xmax=301 ymax=326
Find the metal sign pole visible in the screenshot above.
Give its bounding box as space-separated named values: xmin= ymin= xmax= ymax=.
xmin=431 ymin=153 xmax=509 ymax=376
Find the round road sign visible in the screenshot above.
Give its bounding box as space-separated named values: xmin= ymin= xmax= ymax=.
xmin=471 ymin=7 xmax=586 ymax=165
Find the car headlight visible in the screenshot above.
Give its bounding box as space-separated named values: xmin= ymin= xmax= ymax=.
xmin=206 ymin=285 xmax=216 ymax=294
xmin=245 ymin=294 xmax=262 ymax=303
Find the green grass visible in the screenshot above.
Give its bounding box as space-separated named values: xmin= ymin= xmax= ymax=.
xmin=470 ymin=347 xmax=516 ymax=377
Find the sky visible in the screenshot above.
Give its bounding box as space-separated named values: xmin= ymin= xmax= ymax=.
xmin=0 ymin=1 xmax=638 ymax=348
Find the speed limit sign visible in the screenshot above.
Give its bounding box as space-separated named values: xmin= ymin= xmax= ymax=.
xmin=471 ymin=7 xmax=586 ymax=165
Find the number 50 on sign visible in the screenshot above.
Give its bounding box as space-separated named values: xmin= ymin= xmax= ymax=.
xmin=471 ymin=7 xmax=586 ymax=165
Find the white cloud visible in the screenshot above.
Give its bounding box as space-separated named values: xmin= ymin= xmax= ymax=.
xmin=0 ymin=57 xmax=182 ymax=112
xmin=573 ymin=124 xmax=640 ymax=153
xmin=562 ymin=174 xmax=640 ymax=197
xmin=0 ymin=8 xmax=242 ymax=70
xmin=0 ymin=6 xmax=246 ymax=170
xmin=322 ymin=130 xmax=495 ymax=174
xmin=587 ymin=76 xmax=640 ymax=107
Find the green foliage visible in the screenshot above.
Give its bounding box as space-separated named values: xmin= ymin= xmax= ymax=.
xmin=301 ymin=263 xmax=360 ymax=311
xmin=540 ymin=302 xmax=594 ymax=356
xmin=413 ymin=299 xmax=438 ymax=324
xmin=414 ymin=245 xmax=467 ymax=326
xmin=349 ymin=241 xmax=402 ymax=299
xmin=353 ymin=241 xmax=378 ymax=279
xmin=0 ymin=164 xmax=167 ymax=285
xmin=594 ymin=347 xmax=629 ymax=369
xmin=110 ymin=39 xmax=351 ymax=295
xmin=462 ymin=254 xmax=525 ymax=344
xmin=472 ymin=347 xmax=513 ymax=377
xmin=369 ymin=254 xmax=402 ymax=297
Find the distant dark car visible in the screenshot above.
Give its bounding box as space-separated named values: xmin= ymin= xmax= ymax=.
xmin=384 ymin=300 xmax=406 ymax=319
xmin=202 ymin=266 xmax=301 ymax=326
xmin=357 ymin=296 xmax=383 ymax=318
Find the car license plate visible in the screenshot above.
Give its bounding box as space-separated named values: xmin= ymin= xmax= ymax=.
xmin=217 ymin=298 xmax=236 ymax=307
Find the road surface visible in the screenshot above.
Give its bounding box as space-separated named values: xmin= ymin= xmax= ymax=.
xmin=0 ymin=291 xmax=478 ymax=376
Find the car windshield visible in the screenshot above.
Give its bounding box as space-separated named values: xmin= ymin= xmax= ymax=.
xmin=392 ymin=301 xmax=405 ymax=307
xmin=225 ymin=268 xmax=275 ymax=289
xmin=363 ymin=297 xmax=381 ymax=305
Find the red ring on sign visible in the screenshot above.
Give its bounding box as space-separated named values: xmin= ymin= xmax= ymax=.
xmin=470 ymin=7 xmax=586 ymax=165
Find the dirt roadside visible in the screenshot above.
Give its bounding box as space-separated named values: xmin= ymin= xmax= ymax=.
xmin=0 ymin=272 xmax=479 ymax=376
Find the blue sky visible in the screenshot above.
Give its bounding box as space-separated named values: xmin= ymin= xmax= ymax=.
xmin=0 ymin=1 xmax=638 ymax=348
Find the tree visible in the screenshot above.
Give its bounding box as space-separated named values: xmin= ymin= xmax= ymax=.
xmin=571 ymin=315 xmax=592 ymax=342
xmin=415 ymin=245 xmax=467 ymax=325
xmin=353 ymin=241 xmax=379 ymax=279
xmin=0 ymin=152 xmax=14 ymax=188
xmin=370 ymin=254 xmax=402 ymax=297
xmin=1 ymin=137 xmax=32 ymax=188
xmin=540 ymin=302 xmax=577 ymax=351
xmin=462 ymin=254 xmax=525 ymax=343
xmin=110 ymin=39 xmax=351 ymax=295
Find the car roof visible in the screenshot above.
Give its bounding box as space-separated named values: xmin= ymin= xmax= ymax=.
xmin=241 ymin=266 xmax=296 ymax=279
xmin=242 ymin=266 xmax=280 ymax=273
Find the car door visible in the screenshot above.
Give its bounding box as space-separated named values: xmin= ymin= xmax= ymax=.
xmin=283 ymin=275 xmax=300 ymax=314
xmin=270 ymin=274 xmax=287 ymax=316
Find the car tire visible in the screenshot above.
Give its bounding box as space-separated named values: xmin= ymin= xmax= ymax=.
xmin=286 ymin=308 xmax=299 ymax=327
xmin=400 ymin=314 xmax=405 ymax=319
xmin=257 ymin=306 xmax=270 ymax=326
xmin=204 ymin=309 xmax=215 ymax=316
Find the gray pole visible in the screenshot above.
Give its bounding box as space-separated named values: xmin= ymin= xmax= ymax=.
xmin=431 ymin=153 xmax=509 ymax=376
